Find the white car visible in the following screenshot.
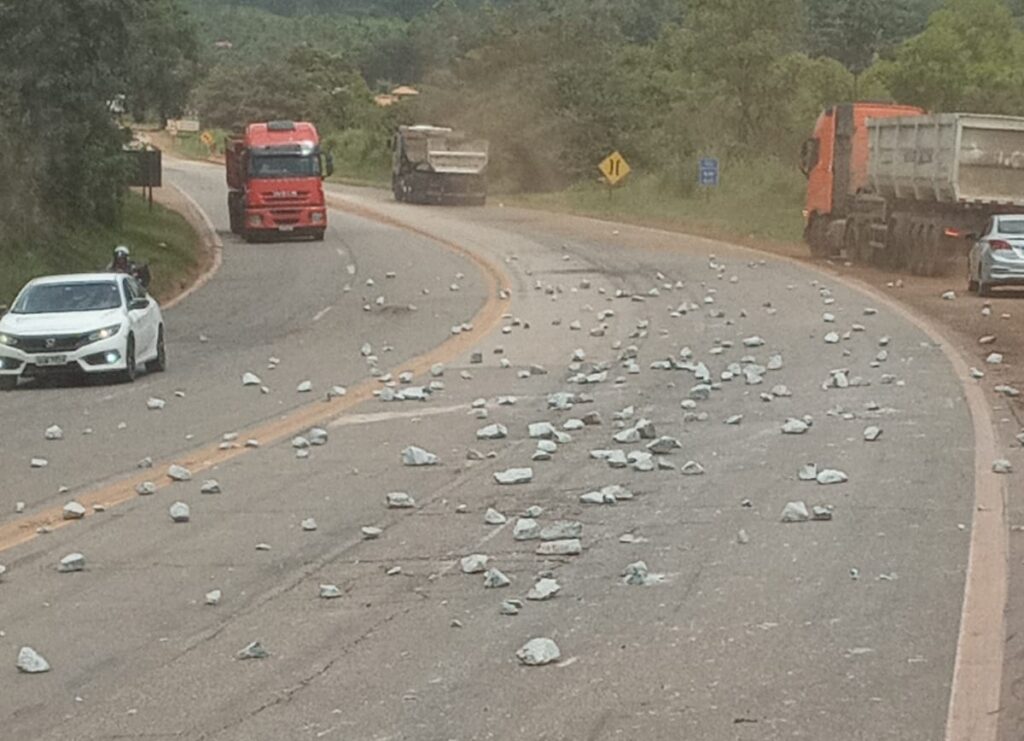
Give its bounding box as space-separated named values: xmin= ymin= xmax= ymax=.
xmin=0 ymin=273 xmax=165 ymax=390
xmin=968 ymin=214 xmax=1024 ymax=296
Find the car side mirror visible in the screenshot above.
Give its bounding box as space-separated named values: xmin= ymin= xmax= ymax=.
xmin=323 ymin=152 xmax=334 ymax=179
xmin=129 ymin=297 xmax=149 ymax=311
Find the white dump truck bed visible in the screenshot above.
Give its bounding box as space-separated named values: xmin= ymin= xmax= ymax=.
xmin=868 ymin=113 xmax=1024 ymax=206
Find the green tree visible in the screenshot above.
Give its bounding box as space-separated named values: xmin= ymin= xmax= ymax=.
xmin=875 ymin=0 xmax=1024 ymax=112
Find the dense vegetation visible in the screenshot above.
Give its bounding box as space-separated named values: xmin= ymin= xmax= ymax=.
xmin=184 ymin=0 xmax=1024 ymax=193
xmin=3 ymin=0 xmax=1024 ymax=279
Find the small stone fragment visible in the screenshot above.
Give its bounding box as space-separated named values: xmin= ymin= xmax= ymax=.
xmin=237 ymin=641 xmax=268 ymax=660
xmin=62 ymin=501 xmax=86 ymax=520
xmin=386 ymin=492 xmax=416 ymax=509
xmin=167 ymin=464 xmax=192 ymax=482
xmin=136 ymin=481 xmax=156 ymax=496
xmin=476 ymin=424 xmax=508 ymax=440
xmin=993 ymin=459 xmax=1013 ymax=474
xmin=460 ymin=554 xmax=489 ymax=574
xmin=361 ymin=526 xmax=383 ymax=539
xmin=527 ymin=578 xmax=561 ymax=600
xmin=513 ymin=518 xmax=541 ymax=540
xmin=500 ymin=599 xmax=522 ymax=615
xmin=798 ymin=464 xmax=818 ymax=481
xmin=781 ymin=501 xmax=810 ymax=523
xmin=401 ymin=446 xmax=439 ymax=466
xmin=44 ymin=425 xmax=63 ymax=441
xmin=782 ymin=418 xmax=809 ymax=435
xmin=494 ymin=468 xmax=533 ymax=485
xmin=301 ymin=517 xmax=318 ymax=531
xmin=242 ymin=372 xmax=261 ymax=386
xmin=30 ymin=458 xmax=48 ymax=468
xmin=16 ymin=647 xmax=50 ymax=674
xmin=680 ymin=461 xmax=705 ymax=476
xmin=863 ymin=426 xmax=882 ymax=442
xmin=483 ymin=568 xmax=511 ymax=588
xmin=319 ymin=584 xmax=342 ymax=599
xmin=536 ymin=539 xmax=582 ymax=556
xmin=516 ymin=638 xmax=561 ymax=666
xmin=484 ymin=508 xmax=507 ymax=525
xmin=58 ymin=552 xmax=85 ymax=572
xmin=205 ymin=589 xmax=222 ymax=605
xmin=146 ymin=397 xmax=166 ymax=410
xmin=169 ymin=501 xmax=191 ymax=522
xmin=816 ymin=469 xmax=848 ymax=485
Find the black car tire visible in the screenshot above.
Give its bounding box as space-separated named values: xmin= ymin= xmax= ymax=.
xmin=147 ymin=326 xmax=167 ymax=373
xmin=117 ymin=335 xmax=137 ymax=383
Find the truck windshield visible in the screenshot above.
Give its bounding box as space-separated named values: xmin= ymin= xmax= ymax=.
xmin=249 ymin=154 xmax=320 ymax=179
xmin=13 ymin=282 xmax=122 ymax=314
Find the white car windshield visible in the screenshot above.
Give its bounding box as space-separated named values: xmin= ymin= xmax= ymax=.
xmin=12 ymin=282 xmax=122 ymax=314
xmin=998 ymin=219 xmax=1024 ymax=235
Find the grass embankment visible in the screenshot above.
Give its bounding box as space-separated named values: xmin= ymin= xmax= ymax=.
xmin=0 ymin=193 xmax=200 ymax=306
xmin=511 ymin=159 xmax=807 ymax=249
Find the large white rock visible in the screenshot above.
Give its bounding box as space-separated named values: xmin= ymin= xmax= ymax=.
xmin=460 ymin=554 xmax=489 ymax=574
xmin=513 ymin=517 xmax=541 ymax=540
xmin=536 ymin=539 xmax=582 ymax=556
xmin=44 ymin=425 xmax=63 ymax=441
xmin=16 ymin=647 xmax=50 ymax=673
xmin=782 ymin=418 xmax=809 ymax=435
xmin=781 ymin=501 xmax=810 ymax=522
xmin=483 ymin=568 xmax=511 ymax=588
xmin=494 ymin=468 xmax=533 ymax=485
xmin=169 ymin=502 xmax=191 ymax=522
xmin=476 ymin=424 xmax=508 ymax=440
xmin=58 ymin=553 xmax=85 ymax=572
xmin=386 ymin=492 xmax=416 ymax=509
xmin=816 ymin=469 xmax=848 ymax=485
xmin=484 ymin=508 xmax=507 ymax=525
xmin=62 ymin=501 xmax=86 ymax=520
xmin=401 ymin=446 xmax=439 ymax=466
xmin=527 ymin=578 xmax=561 ymax=601
xmin=167 ymin=464 xmax=192 ymax=482
xmin=516 ymin=638 xmax=561 ymax=666
xmin=241 ymin=372 xmax=262 ymax=386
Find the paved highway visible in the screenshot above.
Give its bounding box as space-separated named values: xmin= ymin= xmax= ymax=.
xmin=0 ymin=159 xmax=984 ymax=740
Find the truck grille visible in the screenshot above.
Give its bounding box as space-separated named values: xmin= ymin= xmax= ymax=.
xmin=264 ymin=192 xmax=311 ymax=207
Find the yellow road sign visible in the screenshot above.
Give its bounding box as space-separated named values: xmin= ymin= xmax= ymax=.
xmin=598 ymin=151 xmax=631 ymax=185
xmin=200 ymin=130 xmax=215 ymax=147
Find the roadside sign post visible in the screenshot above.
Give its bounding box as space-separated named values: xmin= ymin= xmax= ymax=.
xmin=200 ymin=130 xmax=215 ymax=155
xmin=698 ymin=157 xmax=719 ymax=201
xmin=598 ymin=151 xmax=631 ymax=199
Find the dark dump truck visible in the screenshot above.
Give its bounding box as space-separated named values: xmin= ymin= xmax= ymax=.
xmin=391 ymin=125 xmax=489 ymax=205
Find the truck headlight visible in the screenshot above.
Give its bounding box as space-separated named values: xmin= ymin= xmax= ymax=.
xmin=87 ymin=324 xmax=122 ymax=343
xmin=247 ymin=214 xmax=262 ymax=227
xmin=311 ymin=212 xmax=324 ymax=224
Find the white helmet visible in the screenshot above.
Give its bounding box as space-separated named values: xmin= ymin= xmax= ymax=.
xmin=114 ymin=245 xmax=130 ymax=257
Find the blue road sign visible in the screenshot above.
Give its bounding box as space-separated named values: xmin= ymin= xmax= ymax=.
xmin=699 ymin=157 xmax=719 ymax=187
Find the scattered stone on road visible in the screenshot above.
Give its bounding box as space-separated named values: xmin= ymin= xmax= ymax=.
xmin=241 ymin=372 xmax=261 ymax=386
xmin=16 ymin=647 xmax=50 ymax=674
xmin=536 ymin=539 xmax=582 ymax=556
xmin=30 ymin=458 xmax=48 ymax=468
xmin=146 ymin=397 xmax=166 ymax=411
xmin=319 ymin=584 xmax=342 ymax=599
xmin=494 ymin=468 xmax=533 ymax=485
xmin=483 ymin=568 xmax=511 ymax=588
xmin=782 ymin=418 xmax=809 ymax=435
xmin=169 ymin=502 xmax=191 ymax=522
xmin=200 ymin=480 xmax=221 ymax=494
xmin=781 ymin=501 xmax=810 ymax=523
xmin=623 ymin=560 xmax=650 ymax=585
xmin=361 ymin=526 xmax=383 ymax=539
xmin=205 ymin=589 xmax=222 ymax=605
xmin=136 ymin=481 xmax=157 ymax=496
xmin=681 ymin=461 xmax=705 ymax=476
xmin=994 ymin=459 xmax=1014 ymax=474
xmin=386 ymin=492 xmax=416 ymax=509
xmin=167 ymin=464 xmax=192 ymax=482
xmin=44 ymin=425 xmax=63 ymax=441
xmin=863 ymin=426 xmax=882 ymax=442
xmin=237 ymin=641 xmax=268 ymax=660
xmin=460 ymin=554 xmax=489 ymax=574
xmin=401 ymin=446 xmax=439 ymax=466
xmin=476 ymin=424 xmax=508 ymax=440
xmin=816 ymin=469 xmax=848 ymax=485
xmin=500 ymin=599 xmax=523 ymax=615
xmin=527 ymin=578 xmax=561 ymax=601
xmin=540 ymin=521 xmax=583 ymax=540
xmin=58 ymin=553 xmax=85 ymax=572
xmin=484 ymin=508 xmax=507 ymax=525
xmin=301 ymin=517 xmax=318 ymax=531
xmin=62 ymin=501 xmax=86 ymax=520
xmin=513 ymin=518 xmax=541 ymax=540
xmin=517 ymin=638 xmax=561 ymax=666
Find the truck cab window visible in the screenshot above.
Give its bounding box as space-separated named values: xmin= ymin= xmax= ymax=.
xmin=799 ymin=138 xmax=820 ymax=178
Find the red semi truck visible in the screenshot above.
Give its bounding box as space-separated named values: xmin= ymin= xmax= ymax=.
xmin=225 ymin=120 xmax=334 ymax=242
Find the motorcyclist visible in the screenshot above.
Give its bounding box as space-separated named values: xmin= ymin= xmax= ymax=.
xmin=107 ymin=245 xmax=151 ymax=289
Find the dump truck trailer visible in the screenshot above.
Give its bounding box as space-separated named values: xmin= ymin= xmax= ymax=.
xmin=392 ymin=125 xmax=489 ymax=205
xmin=802 ymin=104 xmax=1024 ymax=275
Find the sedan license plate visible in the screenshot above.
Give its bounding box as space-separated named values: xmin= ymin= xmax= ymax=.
xmin=35 ymin=354 xmax=67 ymax=366
xmin=278 ymin=225 xmax=295 ymax=232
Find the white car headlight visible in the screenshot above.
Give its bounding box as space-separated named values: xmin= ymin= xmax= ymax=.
xmin=87 ymin=324 xmax=122 ymax=343
xmin=0 ymin=332 xmax=18 ymax=346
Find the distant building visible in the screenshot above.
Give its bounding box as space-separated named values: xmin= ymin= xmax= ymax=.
xmin=374 ymin=85 xmax=420 ymax=108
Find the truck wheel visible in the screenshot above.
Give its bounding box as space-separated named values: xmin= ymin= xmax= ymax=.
xmin=978 ymin=275 xmax=993 ymax=297
xmin=804 ymin=215 xmax=829 ymax=258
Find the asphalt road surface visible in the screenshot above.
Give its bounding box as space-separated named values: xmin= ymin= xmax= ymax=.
xmin=0 ymin=161 xmax=980 ymax=740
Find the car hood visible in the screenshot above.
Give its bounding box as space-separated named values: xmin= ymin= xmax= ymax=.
xmin=0 ymin=308 xmax=123 ymax=336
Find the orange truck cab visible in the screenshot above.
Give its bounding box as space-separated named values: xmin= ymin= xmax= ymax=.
xmin=225 ymin=121 xmax=334 ymax=242
xmin=801 ymin=102 xmax=924 ymax=253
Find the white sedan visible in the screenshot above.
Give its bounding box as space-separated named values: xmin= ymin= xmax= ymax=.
xmin=968 ymin=214 xmax=1024 ymax=296
xmin=0 ymin=273 xmax=165 ymax=390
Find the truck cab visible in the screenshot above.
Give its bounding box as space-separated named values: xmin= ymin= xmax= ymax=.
xmin=225 ymin=121 xmax=334 ymax=241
